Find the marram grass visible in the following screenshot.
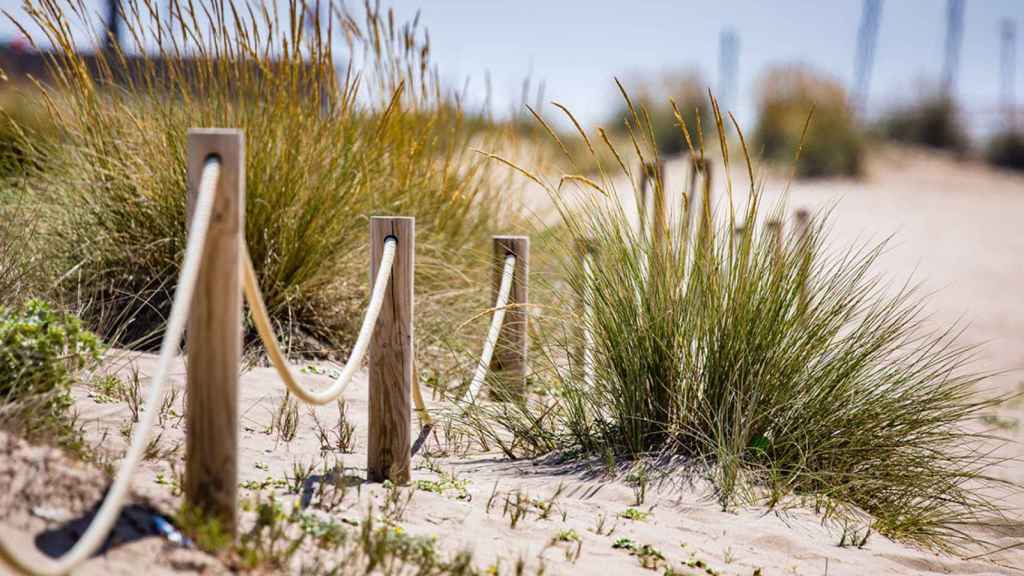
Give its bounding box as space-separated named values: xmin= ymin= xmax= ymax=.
xmin=7 ymin=0 xmax=514 ymax=352
xmin=457 ymin=87 xmax=1015 ymax=552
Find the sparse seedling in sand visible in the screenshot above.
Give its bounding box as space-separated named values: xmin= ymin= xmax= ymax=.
xmin=619 ymin=507 xmax=650 ymax=522
xmin=592 ymin=512 xmax=617 ymax=536
xmin=271 ymin=392 xmax=300 ymax=444
xmin=287 ymin=459 xmax=318 ymax=495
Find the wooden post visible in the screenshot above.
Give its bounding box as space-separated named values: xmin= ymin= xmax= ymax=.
xmin=695 ymin=157 xmax=714 ymax=240
xmin=638 ymin=160 xmax=664 ymax=242
xmin=687 ymin=156 xmax=699 ymax=234
xmin=766 ymin=219 xmax=784 ymax=272
xmin=491 ymin=236 xmax=529 ymax=401
xmin=575 ymin=238 xmax=597 ymax=387
xmin=185 ymin=128 xmax=244 ymax=535
xmin=650 ymin=161 xmax=666 ymax=252
xmin=368 ymin=216 xmax=414 ymax=484
xmin=793 ymin=209 xmax=812 ymax=312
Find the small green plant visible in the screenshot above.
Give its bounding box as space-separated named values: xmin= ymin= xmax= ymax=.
xmin=551 ymin=529 xmax=583 ymax=563
xmin=552 ymin=529 xmax=580 ymax=544
xmin=612 ymin=537 xmax=637 ymax=551
xmin=414 ymin=469 xmax=470 ymax=501
xmin=626 ymin=464 xmax=649 ymax=505
xmin=592 ymin=512 xmax=616 ymax=536
xmin=286 ymin=459 xmax=318 ymax=494
xmin=619 ymin=507 xmax=650 ymax=522
xmin=0 ymin=299 xmax=101 ymax=401
xmin=683 ymin=553 xmax=721 ymax=576
xmin=235 ymin=495 xmax=304 ymax=570
xmin=838 ymin=524 xmax=872 ymax=549
xmin=0 ymin=300 xmax=102 ymax=452
xmin=312 ymin=398 xmax=357 ymax=454
xmin=633 ymin=544 xmax=666 ymax=570
xmin=502 ymin=490 xmax=530 ymax=529
xmin=176 ymin=502 xmax=233 ymax=553
xmin=532 ymin=483 xmax=565 ymax=520
xmin=380 ymin=480 xmax=414 ymax=525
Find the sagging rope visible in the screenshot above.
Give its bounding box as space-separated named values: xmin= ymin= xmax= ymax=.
xmin=462 ymin=253 xmax=517 ymax=404
xmin=0 ymin=157 xmax=222 ymax=576
xmin=241 ymin=241 xmax=432 ymax=426
xmin=241 ymin=240 xmax=393 ymax=406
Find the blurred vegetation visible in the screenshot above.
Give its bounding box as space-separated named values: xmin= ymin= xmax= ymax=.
xmin=609 ymin=71 xmax=710 ymax=157
xmin=877 ymin=92 xmax=970 ymax=153
xmin=752 ymin=65 xmax=864 ymax=178
xmin=985 ymin=128 xmax=1024 ymax=171
xmin=0 ymin=88 xmax=54 ymax=179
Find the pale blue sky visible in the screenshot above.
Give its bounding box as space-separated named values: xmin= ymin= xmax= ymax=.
xmin=1 ymin=1 xmax=1020 ymax=131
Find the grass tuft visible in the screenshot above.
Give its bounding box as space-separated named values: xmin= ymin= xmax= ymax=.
xmin=459 ymin=88 xmax=1016 ymax=552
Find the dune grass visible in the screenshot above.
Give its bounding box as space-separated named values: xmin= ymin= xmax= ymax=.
xmin=457 ymin=89 xmax=1014 ymax=552
xmin=753 ymin=65 xmax=864 ymax=178
xmin=877 ymin=91 xmax=970 ymax=154
xmin=986 ymin=128 xmax=1024 ymax=171
xmin=6 ymin=0 xmax=514 ymax=352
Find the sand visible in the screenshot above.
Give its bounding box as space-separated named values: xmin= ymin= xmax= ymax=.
xmin=1 ymin=147 xmax=1023 ymax=575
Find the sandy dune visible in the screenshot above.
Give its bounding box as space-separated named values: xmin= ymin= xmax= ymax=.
xmin=2 ymin=147 xmax=1023 ymax=575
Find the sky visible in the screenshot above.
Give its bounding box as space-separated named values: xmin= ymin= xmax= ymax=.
xmin=0 ymin=0 xmax=1020 ymax=132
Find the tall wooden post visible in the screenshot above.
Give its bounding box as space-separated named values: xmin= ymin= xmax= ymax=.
xmin=368 ymin=216 xmax=414 ymax=483
xmin=694 ymin=157 xmax=714 ymax=240
xmin=576 ymin=238 xmax=597 ymax=387
xmin=185 ymin=128 xmax=244 ymax=535
xmin=638 ymin=161 xmax=664 ymax=242
xmin=491 ymin=236 xmax=529 ymax=401
xmin=794 ymin=209 xmax=812 ymax=313
xmin=766 ymin=219 xmax=784 ymax=272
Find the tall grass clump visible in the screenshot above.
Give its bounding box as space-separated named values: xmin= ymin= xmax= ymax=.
xmin=877 ymin=90 xmax=970 ymax=153
xmin=11 ymin=0 xmax=512 ymax=351
xmin=461 ymin=88 xmax=1012 ymax=551
xmin=752 ymin=65 xmax=864 ymax=178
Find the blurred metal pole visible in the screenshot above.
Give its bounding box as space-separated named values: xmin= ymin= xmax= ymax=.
xmin=852 ymin=0 xmax=883 ymax=118
xmin=1001 ymin=19 xmax=1018 ymax=128
xmin=942 ymin=0 xmax=965 ymax=98
xmin=718 ymin=29 xmax=739 ymax=115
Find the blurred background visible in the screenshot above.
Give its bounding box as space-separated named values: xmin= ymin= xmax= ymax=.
xmin=0 ymin=0 xmax=1020 ymax=172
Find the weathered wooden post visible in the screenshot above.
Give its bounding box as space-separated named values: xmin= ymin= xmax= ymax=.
xmin=576 ymin=238 xmax=597 ymax=387
xmin=491 ymin=236 xmax=529 ymax=401
xmin=766 ymin=218 xmax=784 ymax=272
xmin=638 ymin=160 xmax=665 ymax=242
xmin=691 ymin=157 xmax=714 ymax=242
xmin=368 ymin=216 xmax=415 ymax=483
xmin=793 ymin=209 xmax=812 ymax=312
xmin=185 ymin=128 xmax=244 ymax=534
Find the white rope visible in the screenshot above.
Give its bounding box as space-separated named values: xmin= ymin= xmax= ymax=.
xmin=581 ymin=251 xmax=596 ymax=388
xmin=241 ymin=238 xmax=396 ymax=405
xmin=0 ymin=157 xmax=222 ymax=576
xmin=462 ymin=254 xmax=516 ymax=404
